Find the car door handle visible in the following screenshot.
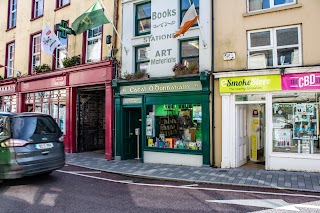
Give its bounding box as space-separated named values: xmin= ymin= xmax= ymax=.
xmin=42 ymin=151 xmax=50 ymax=155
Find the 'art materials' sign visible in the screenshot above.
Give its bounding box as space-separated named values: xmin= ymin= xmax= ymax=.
xmin=219 ymin=75 xmax=281 ymax=93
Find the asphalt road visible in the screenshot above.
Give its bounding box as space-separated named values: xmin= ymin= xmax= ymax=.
xmin=0 ymin=165 xmax=319 ymax=213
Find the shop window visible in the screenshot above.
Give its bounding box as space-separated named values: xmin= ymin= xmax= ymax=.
xmin=135 ymin=45 xmax=150 ymax=73
xmin=32 ymin=0 xmax=44 ymax=19
xmin=135 ymin=2 xmax=151 ymax=36
xmin=180 ymin=38 xmax=199 ymax=66
xmin=31 ymin=33 xmax=41 ymax=73
xmin=6 ymin=42 xmax=15 ymax=78
xmin=248 ymin=0 xmax=295 ymax=12
xmin=8 ymin=0 xmax=17 ymax=29
xmin=248 ymin=25 xmax=301 ymax=69
xmin=56 ymin=30 xmax=68 ymax=69
xmin=25 ymin=90 xmax=66 ymax=134
xmin=86 ymin=25 xmax=102 ymax=63
xmin=56 ymin=0 xmax=69 ymax=8
xmin=0 ymin=95 xmax=16 ymax=112
xmin=180 ymin=0 xmax=199 ymax=27
xmin=272 ymin=92 xmax=320 ymax=155
xmin=146 ymin=104 xmax=202 ymax=150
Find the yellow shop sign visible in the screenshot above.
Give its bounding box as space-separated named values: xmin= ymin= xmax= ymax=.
xmin=219 ymin=75 xmax=281 ymax=93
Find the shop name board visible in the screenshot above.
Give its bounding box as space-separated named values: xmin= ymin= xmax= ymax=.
xmin=123 ymin=98 xmax=142 ymax=105
xmin=120 ymin=81 xmax=202 ymax=95
xmin=282 ymin=73 xmax=320 ymax=90
xmin=219 ymin=75 xmax=281 ymax=93
xmin=0 ymin=85 xmax=16 ymax=94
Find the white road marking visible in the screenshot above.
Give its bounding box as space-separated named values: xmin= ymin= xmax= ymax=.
xmin=206 ymin=199 xmax=297 ymax=210
xmin=69 ymin=171 xmax=102 ymax=174
xmin=56 ymin=170 xmax=320 ymax=199
xmin=181 ymin=184 xmax=199 ymax=187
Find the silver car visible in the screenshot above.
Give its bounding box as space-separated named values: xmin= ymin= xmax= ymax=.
xmin=0 ymin=112 xmax=65 ymax=179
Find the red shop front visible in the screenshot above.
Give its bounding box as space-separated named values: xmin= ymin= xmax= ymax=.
xmin=0 ymin=79 xmax=18 ymax=112
xmin=16 ymin=61 xmax=114 ymax=160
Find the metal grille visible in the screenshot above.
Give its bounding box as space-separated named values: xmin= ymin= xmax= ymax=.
xmin=77 ymin=90 xmax=105 ymax=152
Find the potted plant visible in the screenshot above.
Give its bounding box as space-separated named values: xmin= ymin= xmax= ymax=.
xmin=62 ymin=55 xmax=81 ymax=68
xmin=172 ymin=62 xmax=199 ymax=76
xmin=33 ymin=64 xmax=51 ymax=74
xmin=122 ymin=71 xmax=149 ymax=80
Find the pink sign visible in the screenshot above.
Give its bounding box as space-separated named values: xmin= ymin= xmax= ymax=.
xmin=282 ymin=73 xmax=320 ymax=90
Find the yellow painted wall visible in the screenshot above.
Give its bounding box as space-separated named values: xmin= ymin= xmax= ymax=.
xmin=0 ymin=0 xmax=121 ymax=77
xmin=214 ymin=0 xmax=320 ymax=72
xmin=213 ymin=0 xmax=320 ymax=167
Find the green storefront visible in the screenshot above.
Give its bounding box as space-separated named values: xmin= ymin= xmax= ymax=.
xmin=112 ymin=73 xmax=210 ymax=166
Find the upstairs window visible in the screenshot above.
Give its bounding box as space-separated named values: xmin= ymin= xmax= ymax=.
xmin=33 ymin=0 xmax=44 ymax=19
xmin=135 ymin=45 xmax=150 ymax=73
xmin=57 ymin=0 xmax=69 ymax=8
xmin=135 ymin=2 xmax=151 ymax=36
xmin=248 ymin=0 xmax=295 ymax=12
xmin=6 ymin=42 xmax=15 ymax=78
xmin=180 ymin=38 xmax=199 ymax=66
xmin=180 ymin=0 xmax=199 ymax=26
xmin=8 ymin=0 xmax=17 ymax=29
xmin=56 ymin=31 xmax=68 ymax=69
xmin=86 ymin=26 xmax=102 ymax=63
xmin=31 ymin=33 xmax=41 ymax=73
xmin=248 ymin=25 xmax=301 ymax=69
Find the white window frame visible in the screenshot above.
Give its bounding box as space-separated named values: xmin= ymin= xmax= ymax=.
xmin=247 ymin=25 xmax=302 ymax=69
xmin=56 ymin=31 xmax=68 ymax=69
xmin=6 ymin=43 xmax=15 ymax=78
xmin=9 ymin=0 xmax=17 ymax=28
xmin=247 ymin=0 xmax=296 ymax=12
xmin=31 ymin=34 xmax=41 ymax=73
xmin=86 ymin=26 xmax=102 ymax=63
xmin=34 ymin=0 xmax=44 ymax=18
xmin=58 ymin=0 xmax=69 ymax=7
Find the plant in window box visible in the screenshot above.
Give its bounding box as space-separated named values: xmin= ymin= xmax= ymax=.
xmin=62 ymin=55 xmax=81 ymax=68
xmin=122 ymin=71 xmax=149 ymax=80
xmin=33 ymin=64 xmax=52 ymax=74
xmin=0 ymin=76 xmax=3 ymax=80
xmin=172 ymin=63 xmax=199 ymax=76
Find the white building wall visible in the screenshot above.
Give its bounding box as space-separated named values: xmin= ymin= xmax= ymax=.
xmin=121 ymin=0 xmax=212 ymax=77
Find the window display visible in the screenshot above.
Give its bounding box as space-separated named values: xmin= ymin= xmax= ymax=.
xmin=25 ymin=89 xmax=66 ymax=134
xmin=146 ymin=104 xmax=202 ymax=151
xmin=272 ymin=92 xmax=320 ymax=154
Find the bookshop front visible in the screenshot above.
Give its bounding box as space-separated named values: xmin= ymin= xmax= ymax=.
xmin=219 ymin=72 xmax=320 ymax=172
xmin=113 ymin=75 xmax=210 ymax=167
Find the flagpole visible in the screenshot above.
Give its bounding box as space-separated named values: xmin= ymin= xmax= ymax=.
xmin=97 ymin=0 xmax=128 ymax=54
xmin=188 ymin=1 xmax=207 ymax=49
xmin=0 ymin=64 xmax=20 ymax=77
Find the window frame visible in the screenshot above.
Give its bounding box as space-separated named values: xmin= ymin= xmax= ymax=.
xmin=135 ymin=44 xmax=150 ymax=73
xmin=56 ymin=0 xmax=70 ymax=9
xmin=30 ymin=32 xmax=42 ymax=74
xmin=135 ymin=1 xmax=151 ymax=37
xmin=5 ymin=41 xmax=15 ymax=78
xmin=180 ymin=38 xmax=200 ymax=65
xmin=54 ymin=24 xmax=68 ymax=70
xmin=84 ymin=25 xmax=103 ymax=64
xmin=247 ymin=25 xmax=302 ymax=69
xmin=32 ymin=0 xmax=44 ymax=20
xmin=180 ymin=0 xmax=199 ymax=27
xmin=7 ymin=0 xmax=17 ymax=29
xmin=247 ymin=0 xmax=296 ymax=12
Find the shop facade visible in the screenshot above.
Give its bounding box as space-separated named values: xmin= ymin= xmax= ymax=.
xmin=217 ymin=69 xmax=320 ymax=172
xmin=113 ymin=74 xmax=210 ymax=166
xmin=6 ymin=61 xmax=114 ymax=159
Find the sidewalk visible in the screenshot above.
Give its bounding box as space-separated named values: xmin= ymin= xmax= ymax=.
xmin=66 ymin=152 xmax=320 ymax=193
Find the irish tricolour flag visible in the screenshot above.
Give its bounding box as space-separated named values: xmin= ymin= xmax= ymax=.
xmin=174 ymin=3 xmax=198 ymax=38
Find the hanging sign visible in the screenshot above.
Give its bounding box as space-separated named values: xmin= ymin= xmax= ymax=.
xmin=219 ymin=75 xmax=281 ymax=93
xmin=55 ymin=20 xmax=75 ymax=39
xmin=282 ymin=72 xmax=320 ymax=90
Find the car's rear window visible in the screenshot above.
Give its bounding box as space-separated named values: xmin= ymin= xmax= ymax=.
xmin=11 ymin=116 xmax=59 ymax=140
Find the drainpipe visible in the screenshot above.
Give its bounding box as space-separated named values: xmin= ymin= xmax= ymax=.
xmin=211 ymin=0 xmax=215 ymax=167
